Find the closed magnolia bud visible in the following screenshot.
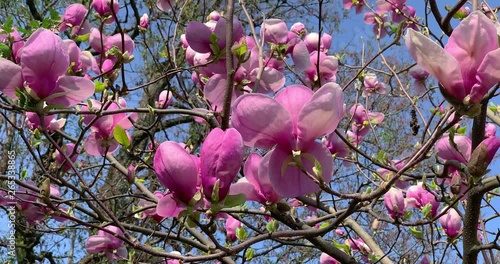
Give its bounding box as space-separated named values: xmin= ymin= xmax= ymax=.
xmin=372 ymin=218 xmax=381 ymax=230
xmin=139 ymin=14 xmax=149 ymax=29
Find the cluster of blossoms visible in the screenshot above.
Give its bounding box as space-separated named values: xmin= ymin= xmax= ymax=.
xmin=344 ymin=0 xmax=418 ymax=39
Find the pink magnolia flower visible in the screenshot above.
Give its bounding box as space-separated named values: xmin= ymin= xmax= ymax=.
xmin=304 ymin=51 xmax=339 ymax=85
xmin=363 ymin=73 xmax=387 ymax=96
xmin=157 ymin=90 xmax=173 ymax=108
xmin=157 ymin=0 xmax=175 ymax=12
xmin=231 ymin=83 xmax=344 ymax=197
xmin=406 ymin=183 xmax=440 ymax=217
xmin=363 ymin=11 xmax=388 ymax=39
xmin=92 ymin=0 xmax=120 ymax=24
xmin=25 ymin=112 xmax=66 ymax=131
xmin=139 ymin=14 xmax=149 ymax=29
xmin=436 ymin=135 xmax=500 ymax=166
xmin=89 ymin=28 xmax=134 ymax=62
xmin=439 ymin=207 xmax=462 ymax=238
xmin=343 ymin=0 xmax=365 ymax=14
xmin=322 ymin=130 xmax=350 ymax=159
xmin=409 ymin=65 xmax=429 ymax=95
xmin=55 ymin=143 xmax=79 ymax=172
xmin=82 ymin=99 xmax=137 ymax=156
xmin=59 ymin=4 xmax=91 ymax=35
xmin=384 ymin=187 xmax=406 ymax=219
xmin=200 ymin=128 xmax=244 ymax=202
xmin=154 ymin=141 xmax=199 ymax=207
xmin=405 ymin=11 xmax=500 ymax=106
xmin=86 ymin=225 xmax=127 ymax=260
xmin=304 ymin=32 xmax=332 ymax=53
xmin=0 ymin=29 xmax=94 ymax=107
xmin=225 ymin=215 xmax=242 ymax=241
xmin=320 ymin=253 xmax=340 ymax=264
xmin=290 ymin=22 xmax=307 ymax=38
xmin=64 ymin=40 xmax=95 ymax=76
xmin=345 ymin=238 xmax=371 ymax=255
xmin=261 ymin=19 xmax=289 ymax=44
xmin=485 ymin=123 xmax=496 ymax=138
xmin=350 ymin=103 xmax=384 ymax=139
xmin=229 ymin=153 xmax=281 ymax=204
xmin=376 ymin=160 xmax=408 ymax=189
xmin=0 ymin=27 xmax=24 ymax=63
xmin=185 ymin=16 xmax=244 ymax=54
xmin=137 ymin=191 xmax=165 ymax=221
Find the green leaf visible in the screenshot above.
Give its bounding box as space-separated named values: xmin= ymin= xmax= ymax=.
xmin=113 ymin=124 xmax=130 ymax=149
xmin=94 ymin=81 xmax=106 ymax=93
xmin=223 ymin=194 xmax=247 ymax=208
xmin=236 ymin=227 xmax=247 ymax=241
xmin=420 ymin=203 xmax=432 ymax=219
xmin=266 ymin=219 xmax=279 ymax=232
xmin=312 ymin=158 xmax=323 ymax=181
xmin=319 ymin=222 xmax=329 ymax=229
xmin=1 ymin=17 xmax=14 ymax=33
xmin=409 ymin=226 xmax=423 ymax=240
xmin=375 ymin=150 xmax=388 ymax=164
xmin=456 ymin=126 xmax=467 ymax=135
xmin=231 ymin=42 xmax=247 ymax=57
xmin=147 ymin=105 xmax=155 ymax=115
xmin=0 ymin=43 xmax=12 ymax=58
xmin=333 ymin=240 xmax=351 ymax=255
xmin=75 ymin=33 xmax=90 ymax=42
xmin=245 ymin=248 xmax=254 ymax=261
xmin=49 ymin=7 xmax=60 ymax=21
xmin=403 ymin=210 xmax=413 ymax=220
xmin=106 ymin=46 xmax=122 ymax=58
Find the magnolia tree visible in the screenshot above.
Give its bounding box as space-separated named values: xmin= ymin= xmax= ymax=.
xmin=1 ymin=0 xmax=500 ymax=263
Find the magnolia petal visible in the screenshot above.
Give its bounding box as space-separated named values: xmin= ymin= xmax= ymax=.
xmin=157 ymin=0 xmax=175 ymax=11
xmin=0 ymin=58 xmax=22 ymax=98
xmin=186 ymin=21 xmax=213 ymax=53
xmin=229 ymin=178 xmax=263 ymax=203
xmin=84 ymin=132 xmax=119 ymax=156
xmin=231 ymin=93 xmax=294 ymax=148
xmin=257 ymin=151 xmax=281 ymax=202
xmin=45 ymin=76 xmax=94 ymax=107
xmin=445 ymin=11 xmax=498 ymax=78
xmin=297 ymin=82 xmax=344 ymax=146
xmin=86 ymin=236 xmax=112 ymax=253
xmin=204 ymin=74 xmax=230 ymax=111
xmin=473 ymin=49 xmax=500 ymax=103
xmin=156 ymin=194 xmax=186 ymax=217
xmin=21 ymin=29 xmax=69 ymax=97
xmin=435 ymin=135 xmax=471 ymax=163
xmin=274 ymin=84 xmax=313 ymax=135
xmin=405 ymin=29 xmax=465 ymax=101
xmin=200 ymin=128 xmax=244 ymax=201
xmin=261 ymin=19 xmax=288 ymax=44
xmin=268 ymin=141 xmax=333 ymax=197
xmin=292 ymin=40 xmax=310 ymax=71
xmin=154 ymin=142 xmax=198 ymax=203
xmin=251 ymin=67 xmax=285 ymax=93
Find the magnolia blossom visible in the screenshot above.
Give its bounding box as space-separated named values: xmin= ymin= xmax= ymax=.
xmin=0 ymin=29 xmax=94 ymax=107
xmin=59 ymin=4 xmax=91 ymax=35
xmin=229 ymin=153 xmax=281 ymax=204
xmin=86 ymin=225 xmax=127 ymax=260
xmin=25 ymin=112 xmax=66 ymax=131
xmin=406 ymin=183 xmax=440 ymax=217
xmin=304 ymin=32 xmax=332 ymax=53
xmin=319 ymin=252 xmax=340 ymax=264
xmin=384 ymin=187 xmax=405 ymax=219
xmin=350 ymin=103 xmax=385 ymax=140
xmin=225 ymin=215 xmax=242 ymax=241
xmin=154 ymin=141 xmax=199 ymax=217
xmin=439 ymin=207 xmax=462 ymax=238
xmin=200 ymin=128 xmax=244 ymax=202
xmin=55 ymin=143 xmax=79 ymax=172
xmin=139 ymin=14 xmax=149 ymax=29
xmin=157 ymin=0 xmax=175 ymax=11
xmin=231 ymin=83 xmax=344 ymax=197
xmin=343 ymin=0 xmax=365 ymax=14
xmin=363 ymin=72 xmax=387 ymax=96
xmin=405 ymin=11 xmax=500 ymax=106
xmin=408 ymin=65 xmax=429 ymax=95
xmin=0 ymin=27 xmax=24 ymax=62
xmin=92 ymin=0 xmax=120 ymax=24
xmin=157 ymin=90 xmax=173 ymax=108
xmin=290 ymin=22 xmax=307 ymax=38
xmin=82 ymin=99 xmax=137 ymax=156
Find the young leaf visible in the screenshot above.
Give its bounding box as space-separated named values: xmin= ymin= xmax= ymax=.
xmin=223 ymin=194 xmax=247 ymax=208
xmin=113 ymin=125 xmax=130 ymax=149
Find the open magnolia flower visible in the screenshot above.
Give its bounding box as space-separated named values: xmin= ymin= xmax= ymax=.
xmin=0 ymin=29 xmax=94 ymax=107
xmin=405 ymin=11 xmax=500 ymax=110
xmin=231 ymin=82 xmax=344 ymax=197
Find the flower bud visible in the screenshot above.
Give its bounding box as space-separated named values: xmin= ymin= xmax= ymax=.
xmin=139 ymin=14 xmax=149 ymax=29
xmin=439 ymin=207 xmax=462 ymax=238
